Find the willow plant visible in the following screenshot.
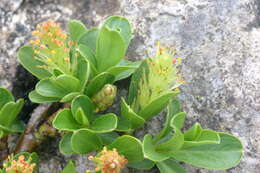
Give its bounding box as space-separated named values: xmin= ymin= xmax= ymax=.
xmin=10 ymin=16 xmax=244 ymax=173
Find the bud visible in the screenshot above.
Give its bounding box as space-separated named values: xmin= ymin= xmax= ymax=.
xmin=91 ymin=84 xmax=117 ymax=112
xmin=88 ymin=147 xmax=128 ymax=173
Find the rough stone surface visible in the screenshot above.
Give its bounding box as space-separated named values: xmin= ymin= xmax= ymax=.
xmin=0 ymin=0 xmax=259 ymax=172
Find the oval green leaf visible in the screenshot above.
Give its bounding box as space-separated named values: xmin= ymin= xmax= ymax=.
xmin=90 ymin=113 xmax=117 ymax=133
xmin=170 ymin=133 xmax=243 ymax=170
xmin=71 ymin=95 xmax=95 ymax=122
xmin=156 ymin=159 xmax=186 ymax=173
xmin=59 ymin=132 xmax=74 ymax=154
xmin=108 ymin=135 xmax=144 ymax=162
xmin=71 ymin=129 xmax=102 ymax=154
xmin=52 ymin=109 xmax=81 ymax=131
xmin=0 ymin=88 xmax=14 ymax=110
xmin=29 ymin=90 xmax=60 ymax=103
xmin=18 ymin=46 xmax=52 ymax=79
xmin=96 ymin=26 xmax=126 ymax=72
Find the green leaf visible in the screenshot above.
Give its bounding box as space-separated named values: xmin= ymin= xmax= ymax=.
xmin=170 ymin=112 xmax=186 ymax=130
xmin=155 ymin=127 xmax=184 ymax=154
xmin=53 ymin=68 xmax=63 ymax=77
xmin=108 ymin=135 xmax=144 ymax=162
xmin=61 ymin=161 xmax=76 ymax=173
xmin=0 ymin=88 xmax=14 ymax=110
xmin=154 ymin=99 xmax=182 ymax=142
xmin=74 ymin=108 xmax=89 ymax=126
xmin=68 ymin=20 xmax=88 ymax=42
xmin=120 ymin=98 xmax=145 ymax=129
xmin=35 ymin=78 xmax=69 ymax=98
xmin=71 ymin=95 xmax=95 ymax=122
xmin=78 ymin=28 xmax=99 ymax=53
xmin=52 ymin=109 xmax=81 ymax=131
xmin=84 ymin=72 xmax=115 ymax=97
xmin=116 ymin=116 xmax=131 ymax=132
xmin=78 ymin=44 xmax=97 ymax=72
xmin=0 ymin=99 xmax=24 ymax=127
xmin=139 ymin=91 xmax=180 ymax=120
xmin=0 ymin=130 xmax=4 ymax=139
xmin=156 ymin=159 xmax=186 ymax=173
xmin=76 ymin=58 xmax=90 ymax=91
xmin=9 ymin=119 xmax=25 ymax=133
xmin=60 ymin=92 xmax=81 ymax=103
xmin=18 ymin=46 xmax=52 ymax=79
xmin=55 ymin=75 xmax=81 ymax=93
xmin=128 ymin=60 xmax=149 ymax=108
xmin=59 ymin=132 xmax=74 ymax=154
xmin=71 ymin=129 xmax=102 ymax=154
xmin=90 ymin=113 xmax=117 ymax=133
xmin=143 ymin=134 xmax=169 ymax=162
xmin=96 ymin=26 xmax=126 ymax=72
xmin=29 ymin=90 xmax=60 ymax=103
xmin=103 ymin=16 xmax=133 ymax=47
xmin=127 ymin=159 xmax=155 ymax=170
xmin=184 ymin=123 xmax=202 ymax=141
xmin=170 ymin=133 xmax=243 ymax=170
xmin=106 ymin=66 xmax=137 ymax=81
xmin=183 ymin=129 xmax=220 ymax=148
xmin=97 ymin=132 xmax=119 ymax=145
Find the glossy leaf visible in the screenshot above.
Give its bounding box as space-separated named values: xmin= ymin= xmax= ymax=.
xmin=35 ymin=78 xmax=68 ymax=98
xmin=84 ymin=72 xmax=115 ymax=97
xmin=139 ymin=91 xmax=180 ymax=120
xmin=103 ymin=16 xmax=133 ymax=47
xmin=116 ymin=116 xmax=131 ymax=132
xmin=184 ymin=123 xmax=202 ymax=141
xmin=120 ymin=98 xmax=145 ymax=129
xmin=96 ymin=26 xmax=126 ymax=72
xmin=170 ymin=112 xmax=186 ymax=130
xmin=0 ymin=99 xmax=24 ymax=127
xmin=183 ymin=129 xmax=220 ymax=148
xmin=75 ymin=108 xmax=89 ymax=126
xmin=55 ymin=75 xmax=81 ymax=93
xmin=155 ymin=127 xmax=184 ymax=154
xmin=78 ymin=44 xmax=97 ymax=72
xmin=61 ymin=161 xmax=76 ymax=173
xmin=18 ymin=46 xmax=52 ymax=79
xmin=52 ymin=109 xmax=81 ymax=131
xmin=143 ymin=134 xmax=169 ymax=162
xmin=29 ymin=90 xmax=60 ymax=103
xmin=154 ymin=99 xmax=182 ymax=142
xmin=90 ymin=113 xmax=117 ymax=133
xmin=59 ymin=132 xmax=74 ymax=154
xmin=76 ymin=58 xmax=90 ymax=91
xmin=127 ymin=159 xmax=155 ymax=170
xmin=78 ymin=28 xmax=99 ymax=53
xmin=0 ymin=88 xmax=14 ymax=110
xmin=71 ymin=95 xmax=95 ymax=122
xmin=108 ymin=135 xmax=144 ymax=162
xmin=68 ymin=20 xmax=88 ymax=42
xmin=170 ymin=133 xmax=243 ymax=170
xmin=156 ymin=159 xmax=186 ymax=173
xmin=60 ymin=92 xmax=81 ymax=103
xmin=98 ymin=132 xmax=119 ymax=145
xmin=71 ymin=129 xmax=102 ymax=154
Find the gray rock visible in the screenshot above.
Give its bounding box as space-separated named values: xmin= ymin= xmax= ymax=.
xmin=0 ymin=0 xmax=259 ymax=172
